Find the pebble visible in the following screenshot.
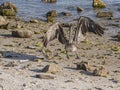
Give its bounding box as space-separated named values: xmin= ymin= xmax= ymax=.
xmin=42 ymin=63 xmax=61 ymax=74
xmin=35 ymin=74 xmax=54 ymax=79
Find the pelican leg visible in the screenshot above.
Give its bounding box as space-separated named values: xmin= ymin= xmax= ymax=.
xmin=75 ymin=51 xmax=80 ymax=59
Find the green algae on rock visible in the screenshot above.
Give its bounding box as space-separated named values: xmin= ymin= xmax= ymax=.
xmin=93 ymin=0 xmax=106 ymax=8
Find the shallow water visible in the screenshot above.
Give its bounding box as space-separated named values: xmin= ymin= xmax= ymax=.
xmin=0 ymin=0 xmax=120 ymax=21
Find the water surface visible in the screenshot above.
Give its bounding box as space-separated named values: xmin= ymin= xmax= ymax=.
xmin=0 ymin=0 xmax=120 ymax=21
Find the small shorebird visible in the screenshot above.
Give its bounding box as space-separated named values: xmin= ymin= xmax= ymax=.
xmin=43 ymin=16 xmax=104 ymax=59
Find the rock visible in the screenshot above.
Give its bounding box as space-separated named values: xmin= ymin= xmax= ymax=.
xmin=4 ymin=61 xmax=17 ymax=67
xmin=0 ymin=2 xmax=18 ymax=16
xmin=30 ymin=19 xmax=39 ymax=23
xmin=46 ymin=10 xmax=57 ymax=22
xmin=42 ymin=63 xmax=61 ymax=74
xmin=75 ymin=61 xmax=92 ymax=72
xmin=77 ymin=7 xmax=84 ymax=12
xmin=111 ymin=46 xmax=120 ymax=52
xmin=26 ymin=46 xmax=37 ymax=49
xmin=96 ymin=11 xmax=113 ymax=18
xmin=61 ymin=12 xmax=72 ymax=16
xmin=0 ymin=16 xmax=7 ymax=25
xmin=35 ymin=74 xmax=54 ymax=79
xmin=46 ymin=10 xmax=58 ymax=17
xmin=47 ymin=16 xmax=56 ymax=22
xmin=118 ymin=8 xmax=120 ymax=11
xmin=12 ymin=30 xmax=33 ymax=38
xmin=93 ymin=66 xmax=109 ymax=77
xmin=93 ymin=0 xmax=106 ymax=8
xmin=33 ymin=59 xmax=42 ymax=63
xmin=41 ymin=0 xmax=57 ymax=3
xmin=0 ymin=16 xmax=9 ymax=29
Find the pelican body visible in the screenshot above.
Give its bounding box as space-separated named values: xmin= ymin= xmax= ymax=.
xmin=43 ymin=16 xmax=104 ymax=59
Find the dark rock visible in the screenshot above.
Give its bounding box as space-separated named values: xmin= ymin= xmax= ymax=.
xmin=41 ymin=0 xmax=57 ymax=3
xmin=0 ymin=2 xmax=18 ymax=16
xmin=46 ymin=10 xmax=58 ymax=17
xmin=12 ymin=30 xmax=33 ymax=38
xmin=61 ymin=12 xmax=72 ymax=16
xmin=118 ymin=8 xmax=120 ymax=11
xmin=35 ymin=74 xmax=54 ymax=79
xmin=77 ymin=7 xmax=84 ymax=12
xmin=75 ymin=61 xmax=92 ymax=72
xmin=96 ymin=11 xmax=113 ymax=18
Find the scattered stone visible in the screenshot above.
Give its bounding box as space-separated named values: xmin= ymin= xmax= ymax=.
xmin=118 ymin=8 xmax=120 ymax=11
xmin=0 ymin=2 xmax=18 ymax=16
xmin=93 ymin=66 xmax=109 ymax=77
xmin=21 ymin=64 xmax=31 ymax=70
xmin=47 ymin=16 xmax=56 ymax=22
xmin=0 ymin=16 xmax=9 ymax=29
xmin=96 ymin=11 xmax=113 ymax=18
xmin=77 ymin=6 xmax=84 ymax=12
xmin=0 ymin=16 xmax=7 ymax=25
xmin=61 ymin=12 xmax=72 ymax=16
xmin=4 ymin=61 xmax=17 ymax=67
xmin=93 ymin=0 xmax=106 ymax=8
xmin=41 ymin=0 xmax=57 ymax=3
xmin=46 ymin=10 xmax=58 ymax=17
xmin=111 ymin=46 xmax=120 ymax=52
xmin=26 ymin=46 xmax=37 ymax=49
xmin=75 ymin=61 xmax=92 ymax=72
xmin=12 ymin=30 xmax=33 ymax=38
xmin=65 ymin=80 xmax=74 ymax=83
xmin=33 ymin=59 xmax=43 ymax=63
xmin=35 ymin=74 xmax=54 ymax=79
xmin=46 ymin=10 xmax=57 ymax=22
xmin=42 ymin=63 xmax=61 ymax=74
xmin=30 ymin=19 xmax=39 ymax=23
xmin=16 ymin=23 xmax=21 ymax=29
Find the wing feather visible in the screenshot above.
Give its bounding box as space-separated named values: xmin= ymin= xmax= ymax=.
xmin=58 ymin=24 xmax=68 ymax=44
xmin=43 ymin=22 xmax=59 ymax=47
xmin=43 ymin=22 xmax=68 ymax=47
xmin=73 ymin=16 xmax=104 ymax=42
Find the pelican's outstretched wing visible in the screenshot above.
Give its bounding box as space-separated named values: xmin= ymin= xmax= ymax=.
xmin=73 ymin=16 xmax=104 ymax=42
xmin=43 ymin=22 xmax=68 ymax=47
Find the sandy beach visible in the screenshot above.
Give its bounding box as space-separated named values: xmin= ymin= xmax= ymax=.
xmin=0 ymin=15 xmax=120 ymax=90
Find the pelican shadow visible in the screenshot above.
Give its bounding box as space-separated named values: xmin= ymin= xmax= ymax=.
xmin=1 ymin=51 xmax=40 ymax=61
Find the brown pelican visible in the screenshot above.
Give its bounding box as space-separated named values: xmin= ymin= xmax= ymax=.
xmin=43 ymin=16 xmax=104 ymax=59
